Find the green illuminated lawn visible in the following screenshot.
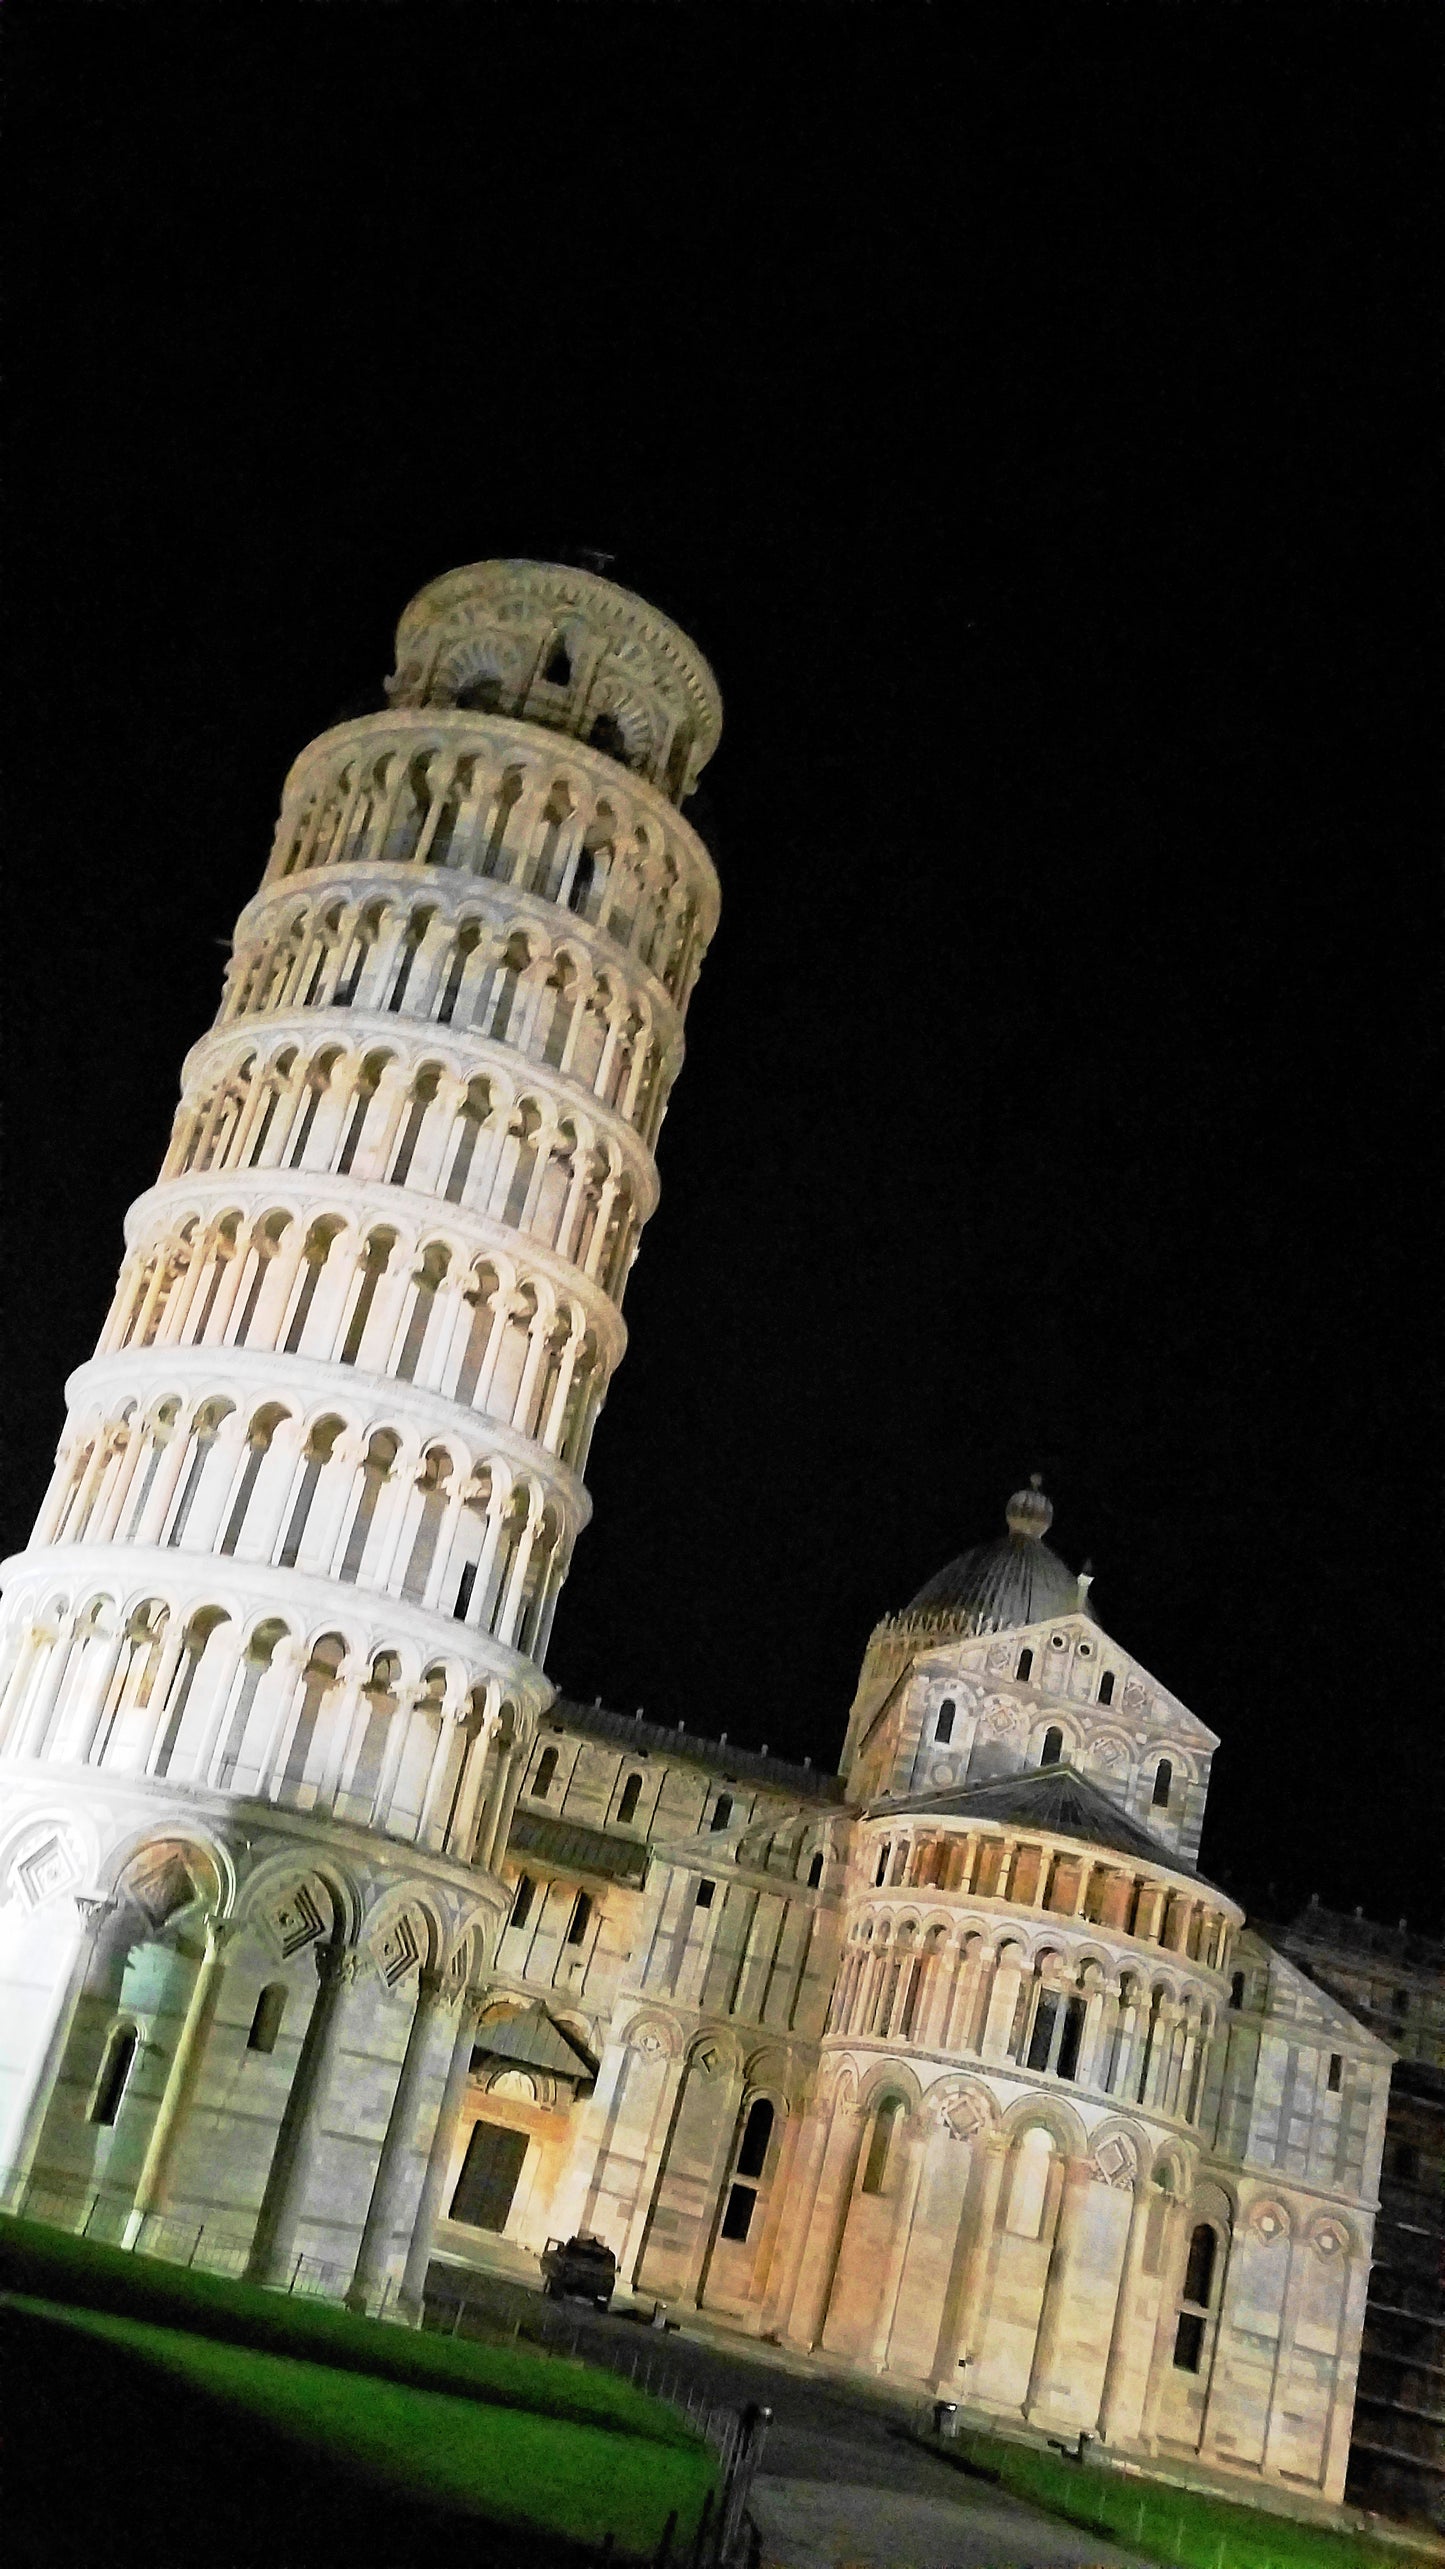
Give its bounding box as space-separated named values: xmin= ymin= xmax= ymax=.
xmin=945 ymin=2422 xmax=1412 ymax=2569
xmin=0 ymin=2215 xmax=714 ymax=2564
xmin=0 ymin=2211 xmax=691 ymax=2444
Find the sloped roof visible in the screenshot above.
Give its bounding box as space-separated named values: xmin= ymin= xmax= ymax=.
xmin=873 ymin=1762 xmax=1208 ymax=1881
xmin=508 ymin=1808 xmax=650 ymax=1886
xmin=473 ymin=2009 xmax=597 ymax=2079
xmin=550 ymin=1697 xmax=845 ymax=1802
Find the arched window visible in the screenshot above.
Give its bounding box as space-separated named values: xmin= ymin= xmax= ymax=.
xmin=710 ymin=1793 xmax=733 ymax=1832
xmin=1041 ymin=1725 xmax=1064 ymax=1766
xmin=935 ymin=1700 xmax=955 ymax=1743
xmin=617 ymin=1773 xmax=642 ymax=1826
xmin=543 ymin=636 xmax=572 ymax=687
xmin=1174 ymin=2221 xmax=1220 ymax=2372
xmin=247 ymin=1984 xmax=287 ymax=2055
xmin=862 ymin=2096 xmax=904 ymax=2195
xmin=1152 ymin=1758 xmax=1173 ymax=1808
xmin=1229 ymin=1970 xmax=1246 ymax=2010
xmin=1005 ymin=2127 xmax=1055 ymax=2239
xmin=1098 ymin=1670 xmax=1116 ymax=1705
xmin=509 ymin=1874 xmax=535 ymax=1931
xmin=91 ymin=2025 xmax=138 ymax=2126
xmin=1016 ymin=1647 xmax=1033 ymax=1681
xmin=565 ymin=1891 xmax=591 ymax=1946
xmin=533 ymin=1746 xmax=558 ymax=1798
xmin=807 ymin=1851 xmax=824 ymax=1889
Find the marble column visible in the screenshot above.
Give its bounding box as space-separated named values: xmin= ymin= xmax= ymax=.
xmin=348 ymin=1967 xmax=450 ymax=2312
xmin=123 ymin=1916 xmax=231 ymax=2245
xmin=246 ymin=1940 xmax=359 ymax=2285
xmin=399 ymin=1991 xmax=481 ymax=2320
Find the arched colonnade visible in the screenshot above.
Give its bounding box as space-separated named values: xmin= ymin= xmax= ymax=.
xmin=96 ymin=1201 xmax=612 ymax=1468
xmin=216 ymin=895 xmax=679 ymax=1150
xmin=36 ymin=1378 xmax=576 ymax=1657
xmin=261 ymin=725 xmax=710 ymax=1011
xmin=0 ymin=1583 xmax=532 ymax=1869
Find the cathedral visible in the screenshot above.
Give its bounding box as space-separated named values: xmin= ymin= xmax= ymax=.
xmin=0 ymin=562 xmax=1390 ymax=2508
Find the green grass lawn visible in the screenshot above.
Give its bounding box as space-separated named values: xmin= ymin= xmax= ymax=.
xmin=0 ymin=2211 xmax=693 ymax=2445
xmin=0 ymin=2214 xmax=715 ymax=2565
xmin=944 ymin=2421 xmax=1419 ymax=2569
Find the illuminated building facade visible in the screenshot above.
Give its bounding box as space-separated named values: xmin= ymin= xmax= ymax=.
xmin=0 ymin=570 xmax=1394 ymax=2511
xmin=0 ymin=559 xmax=719 ymax=2309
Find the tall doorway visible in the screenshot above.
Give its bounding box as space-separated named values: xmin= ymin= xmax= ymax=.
xmin=450 ymin=2121 xmax=529 ymax=2232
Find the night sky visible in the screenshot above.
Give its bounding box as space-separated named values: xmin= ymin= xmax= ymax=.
xmin=6 ymin=6 xmax=1438 ymax=1928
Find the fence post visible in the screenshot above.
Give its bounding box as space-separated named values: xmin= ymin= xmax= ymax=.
xmin=717 ymin=2401 xmax=771 ymax=2565
xmin=687 ymin=2485 xmax=715 ymax=2569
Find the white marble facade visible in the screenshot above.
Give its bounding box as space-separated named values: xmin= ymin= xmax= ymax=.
xmin=0 ymin=569 xmax=1389 ymax=2507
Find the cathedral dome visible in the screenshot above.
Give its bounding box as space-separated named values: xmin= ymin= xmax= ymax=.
xmin=900 ymin=1480 xmax=1090 ymax=1635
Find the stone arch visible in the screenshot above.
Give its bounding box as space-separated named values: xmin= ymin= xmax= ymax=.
xmin=997 ymin=2092 xmax=1089 ymax=2157
xmin=104 ymin=1827 xmax=231 ymax=1928
xmin=236 ymin=1848 xmax=364 ymax=1953
xmin=617 ymin=2009 xmax=684 ymax=2061
xmin=364 ymin=1881 xmax=446 ymax=1987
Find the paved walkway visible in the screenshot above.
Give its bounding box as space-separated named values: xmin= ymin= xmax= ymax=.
xmin=427 ymin=2239 xmax=1149 ymax=2568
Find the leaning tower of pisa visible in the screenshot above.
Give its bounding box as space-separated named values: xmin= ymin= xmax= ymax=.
xmin=0 ymin=560 xmax=721 ymax=2303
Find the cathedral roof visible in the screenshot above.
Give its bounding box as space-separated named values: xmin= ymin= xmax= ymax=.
xmin=874 ymin=1762 xmax=1207 ymax=1881
xmin=898 ymin=1480 xmax=1091 ymax=1637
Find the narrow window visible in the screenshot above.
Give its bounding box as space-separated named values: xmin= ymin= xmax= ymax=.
xmin=1173 ymin=2311 xmax=1207 ymax=2373
xmin=1016 ymin=1647 xmax=1033 ymax=1681
xmin=1183 ymin=2223 xmax=1217 ymax=2309
xmin=1041 ymin=1725 xmax=1064 ymax=1767
xmin=935 ymin=1700 xmax=955 ymax=1743
xmin=452 ymin=1560 xmax=477 ymax=1620
xmin=1229 ymin=1970 xmax=1246 ymax=2010
xmin=1152 ymin=1758 xmax=1173 ymax=1809
xmin=567 ymin=849 xmax=595 ymax=915
xmin=710 ymin=1793 xmax=733 ymax=1832
xmin=1098 ymin=1670 xmax=1116 ymax=1705
xmin=533 ymin=1746 xmax=558 ymax=1797
xmin=807 ymin=1851 xmax=824 ymax=1889
xmin=874 ymin=1841 xmax=890 ymax=1888
xmin=1056 ymin=1994 xmax=1087 ymax=2083
xmin=695 ymin=1879 xmax=716 ymax=1908
xmin=1327 ymin=2052 xmax=1343 ymax=2093
xmin=566 ymin=1891 xmax=591 ymax=1946
xmin=509 ymin=1874 xmax=535 ymax=1931
xmin=617 ymin=1772 xmax=642 ymax=1826
xmin=1026 ymin=1989 xmax=1060 ymax=2072
xmin=543 ymin=637 xmax=572 ymax=686
xmin=720 ymin=2184 xmax=756 ymax=2242
xmin=91 ymin=2026 xmax=138 ymax=2126
xmin=247 ymin=1985 xmax=287 ymax=2054
xmin=861 ymin=2096 xmax=903 ymax=2195
xmin=736 ymin=2098 xmax=774 ymax=2179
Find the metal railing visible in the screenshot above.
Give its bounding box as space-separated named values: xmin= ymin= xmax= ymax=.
xmin=2 ymin=2169 xmax=766 ymax=2563
xmin=0 ymin=2161 xmax=367 ymax=2306
xmin=426 ymin=2276 xmax=770 ymax=2565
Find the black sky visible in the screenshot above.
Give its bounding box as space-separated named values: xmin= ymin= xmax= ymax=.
xmin=5 ymin=4 xmax=1439 ymax=1927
